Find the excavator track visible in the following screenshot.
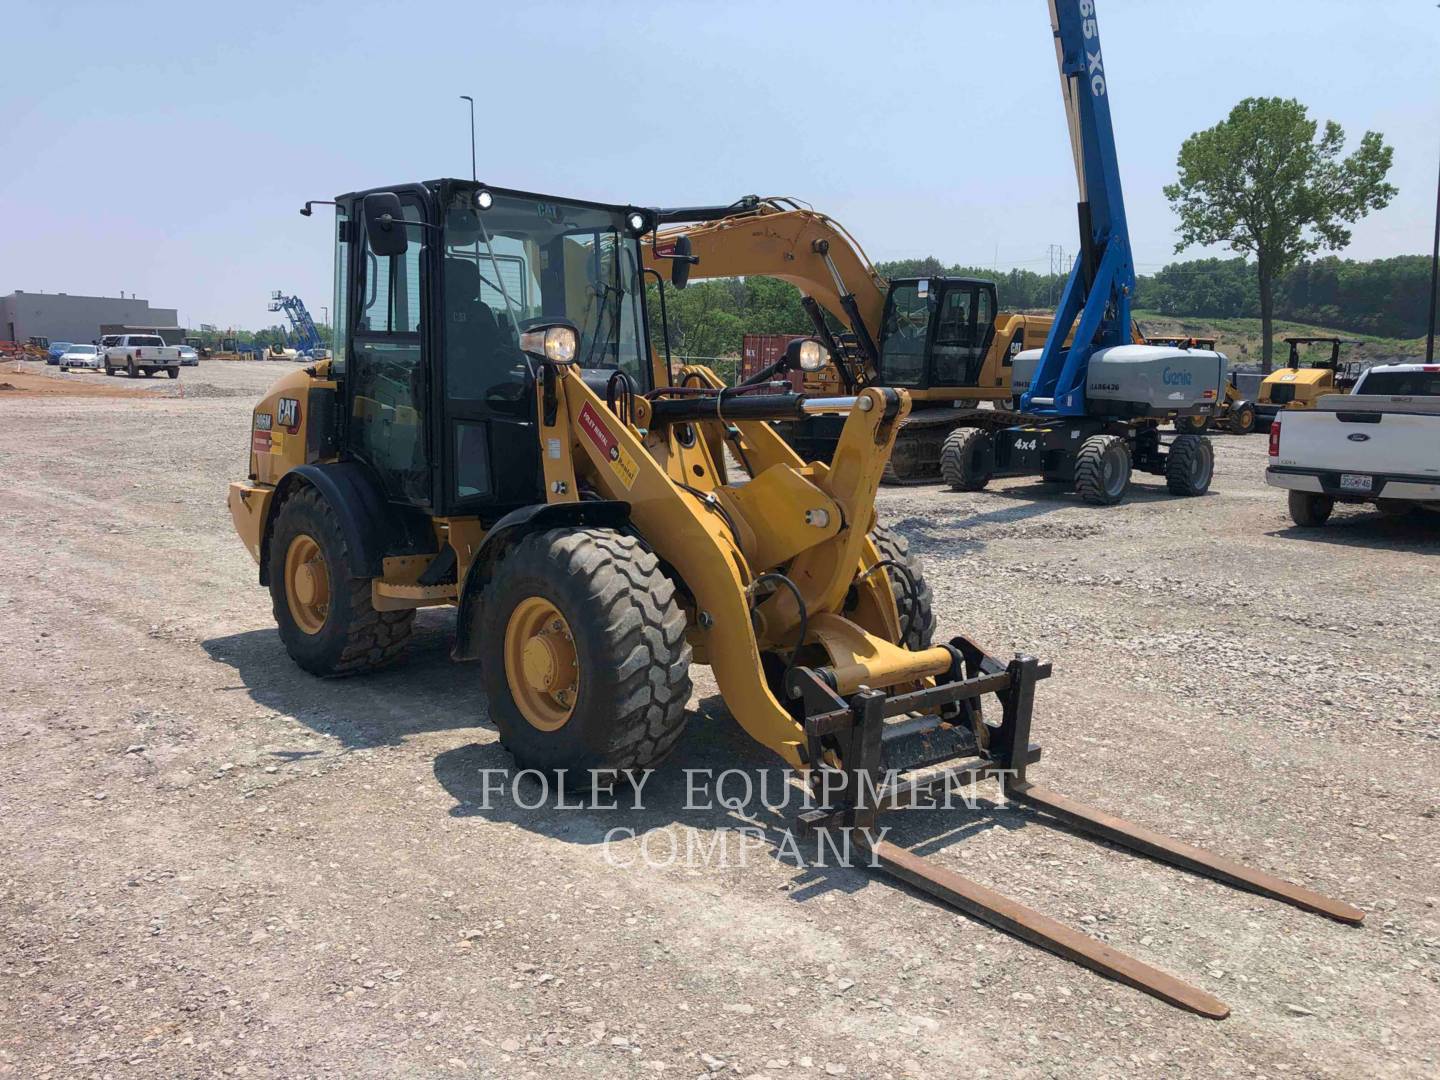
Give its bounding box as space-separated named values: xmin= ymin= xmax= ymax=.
xmin=881 ymin=407 xmax=1037 ymax=485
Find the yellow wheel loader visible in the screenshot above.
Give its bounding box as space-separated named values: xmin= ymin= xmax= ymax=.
xmin=1258 ymin=336 xmax=1365 ymax=419
xmin=229 ymin=179 xmax=1361 ymax=1019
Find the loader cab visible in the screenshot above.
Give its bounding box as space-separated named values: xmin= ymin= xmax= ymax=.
xmin=876 ymin=277 xmax=998 ymax=390
xmin=331 ymin=180 xmax=656 ymax=520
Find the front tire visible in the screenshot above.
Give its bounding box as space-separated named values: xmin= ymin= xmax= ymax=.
xmin=1165 ymin=434 xmax=1214 ymax=496
xmin=1287 ymin=490 xmax=1333 ymax=527
xmin=479 ymin=527 xmax=692 ymax=777
xmin=869 ymin=525 xmax=935 ymax=649
xmin=939 ymin=427 xmax=994 ymax=491
xmin=1074 ymin=434 xmax=1131 ymax=505
xmin=267 ymin=486 xmax=415 ymax=676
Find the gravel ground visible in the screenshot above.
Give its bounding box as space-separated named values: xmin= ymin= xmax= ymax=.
xmin=1 ymin=359 xmax=1436 ymax=1079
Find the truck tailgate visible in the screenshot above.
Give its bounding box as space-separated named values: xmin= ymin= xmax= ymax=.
xmin=1278 ymin=406 xmax=1440 ymax=477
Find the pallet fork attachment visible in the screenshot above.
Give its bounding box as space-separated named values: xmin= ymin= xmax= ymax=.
xmin=787 ymin=640 xmax=1364 ymax=1020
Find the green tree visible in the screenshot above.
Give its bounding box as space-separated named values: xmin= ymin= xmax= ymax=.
xmin=1164 ymin=97 xmax=1395 ymax=371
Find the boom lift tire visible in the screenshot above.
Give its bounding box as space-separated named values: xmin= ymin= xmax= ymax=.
xmin=479 ymin=527 xmax=692 ymax=778
xmin=1228 ymin=402 xmax=1257 ymax=435
xmin=1073 ymin=434 xmax=1131 ymax=505
xmin=267 ymin=486 xmax=416 ymax=676
xmin=1165 ymin=434 xmax=1214 ymax=496
xmin=869 ymin=525 xmax=935 ymax=649
xmin=1287 ymin=490 xmax=1334 ymax=527
xmin=939 ymin=427 xmax=994 ymax=492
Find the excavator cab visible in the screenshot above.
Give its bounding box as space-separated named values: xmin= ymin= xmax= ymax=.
xmin=877 ymin=277 xmax=998 ymax=390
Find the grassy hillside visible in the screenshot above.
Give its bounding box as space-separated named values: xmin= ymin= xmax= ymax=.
xmin=1130 ymin=310 xmax=1428 ymax=369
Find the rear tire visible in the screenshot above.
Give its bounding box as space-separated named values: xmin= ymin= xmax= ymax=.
xmin=1228 ymin=403 xmax=1257 ymax=435
xmin=1173 ymin=413 xmax=1210 ymax=433
xmin=1165 ymin=434 xmax=1214 ymax=496
xmin=479 ymin=527 xmax=692 ymax=777
xmin=1287 ymin=490 xmax=1333 ymax=527
xmin=939 ymin=427 xmax=993 ymax=491
xmin=127 ymin=359 xmax=137 ymax=378
xmin=267 ymin=486 xmax=415 ymax=676
xmin=868 ymin=525 xmax=935 ymax=649
xmin=1074 ymin=434 xmax=1131 ymax=505
xmin=1376 ymin=499 xmax=1414 ymax=518
xmin=167 ymin=367 xmax=179 ymax=379
xmin=104 ymin=364 xmax=114 ymax=376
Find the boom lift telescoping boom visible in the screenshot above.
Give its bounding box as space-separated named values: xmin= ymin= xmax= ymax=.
xmin=267 ymin=292 xmax=326 ymax=356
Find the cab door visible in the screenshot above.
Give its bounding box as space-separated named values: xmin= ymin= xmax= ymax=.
xmin=347 ymin=193 xmax=432 ymax=505
xmin=434 ymin=216 xmax=541 ymax=518
xmin=928 ymin=283 xmax=996 ymax=388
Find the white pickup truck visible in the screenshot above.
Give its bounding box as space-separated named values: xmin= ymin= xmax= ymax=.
xmin=1266 ymin=362 xmax=1440 ymax=526
xmin=103 ymin=334 xmax=182 ymax=379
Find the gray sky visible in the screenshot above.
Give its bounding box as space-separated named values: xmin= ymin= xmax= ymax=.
xmin=4 ymin=0 xmax=1437 ymax=330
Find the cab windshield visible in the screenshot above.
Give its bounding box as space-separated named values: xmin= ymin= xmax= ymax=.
xmin=442 ymin=192 xmax=647 ymax=400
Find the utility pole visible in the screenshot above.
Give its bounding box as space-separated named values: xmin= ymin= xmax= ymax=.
xmin=460 ymin=96 xmax=477 ymax=183
xmin=1428 ymin=137 xmax=1439 ymax=362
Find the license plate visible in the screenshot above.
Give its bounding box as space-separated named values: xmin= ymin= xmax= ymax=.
xmin=1339 ymin=473 xmax=1373 ymax=492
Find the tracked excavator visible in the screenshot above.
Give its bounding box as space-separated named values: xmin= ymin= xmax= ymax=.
xmin=226 ymin=1 xmax=1361 ymax=1022
xmin=643 ymin=198 xmax=1060 ymax=482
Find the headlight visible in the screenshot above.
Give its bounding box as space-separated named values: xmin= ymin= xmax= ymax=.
xmin=520 ymin=324 xmax=578 ymax=364
xmin=798 ymin=339 xmax=828 ymax=372
xmin=475 ymin=189 xmax=494 ymax=210
xmin=627 ymin=211 xmax=646 ymax=234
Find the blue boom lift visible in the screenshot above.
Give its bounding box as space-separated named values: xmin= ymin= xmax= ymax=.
xmin=938 ymin=0 xmax=1223 ymax=505
xmin=267 ymin=292 xmax=326 ymax=357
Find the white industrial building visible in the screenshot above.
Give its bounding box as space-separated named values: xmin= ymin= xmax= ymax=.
xmin=1 ymin=291 xmax=180 ymax=346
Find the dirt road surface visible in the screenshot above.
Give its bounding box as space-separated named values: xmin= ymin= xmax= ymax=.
xmin=2 ymin=361 xmax=1436 ymax=1078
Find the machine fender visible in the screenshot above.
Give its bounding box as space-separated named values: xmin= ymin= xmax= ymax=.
xmin=450 ymin=500 xmax=631 ymax=661
xmin=258 ymin=461 xmax=436 ymax=585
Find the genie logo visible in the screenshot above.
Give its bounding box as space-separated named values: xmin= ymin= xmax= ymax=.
xmin=1162 ymin=367 xmax=1192 ymax=387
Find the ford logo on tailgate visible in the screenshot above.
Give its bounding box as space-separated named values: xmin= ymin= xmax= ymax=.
xmin=1347 ymin=433 xmax=1370 ymax=442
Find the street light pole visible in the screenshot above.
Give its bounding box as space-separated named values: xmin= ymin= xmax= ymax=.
xmin=1427 ymin=138 xmax=1439 ymax=363
xmin=460 ymin=95 xmax=477 ymax=183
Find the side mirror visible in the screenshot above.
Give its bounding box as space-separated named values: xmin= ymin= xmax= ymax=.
xmin=362 ymin=192 xmax=408 ymax=257
xmin=670 ymin=235 xmax=694 ymax=290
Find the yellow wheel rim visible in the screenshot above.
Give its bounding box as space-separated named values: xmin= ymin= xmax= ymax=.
xmin=284 ymin=534 xmax=330 ymax=635
xmin=503 ymin=597 xmax=578 ymax=732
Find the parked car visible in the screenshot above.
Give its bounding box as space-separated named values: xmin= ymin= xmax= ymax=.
xmin=1266 ymin=362 xmax=1440 ymax=526
xmin=45 ymin=341 xmax=73 ymax=365
xmin=58 ymin=344 xmax=102 ymax=371
xmin=177 ymin=345 xmax=200 ymax=366
xmin=103 ymin=334 xmax=182 ymax=378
